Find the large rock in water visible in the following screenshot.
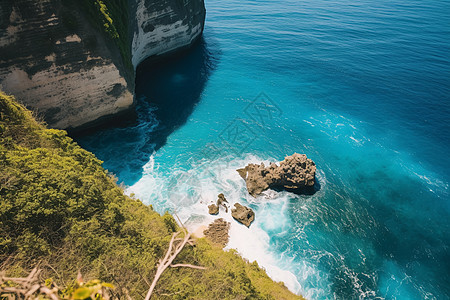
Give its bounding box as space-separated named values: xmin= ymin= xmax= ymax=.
xmin=231 ymin=203 xmax=255 ymax=227
xmin=208 ymin=204 xmax=219 ymax=215
xmin=237 ymin=153 xmax=316 ymax=197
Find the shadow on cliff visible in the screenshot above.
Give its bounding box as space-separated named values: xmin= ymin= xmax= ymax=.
xmin=74 ymin=37 xmax=220 ymax=185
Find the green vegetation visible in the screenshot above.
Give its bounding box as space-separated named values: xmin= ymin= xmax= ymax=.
xmin=78 ymin=0 xmax=132 ymax=69
xmin=0 ymin=91 xmax=303 ymax=299
xmin=1 ymin=269 xmax=113 ymax=300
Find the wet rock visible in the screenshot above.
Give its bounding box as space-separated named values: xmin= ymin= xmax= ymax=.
xmin=237 ymin=153 xmax=316 ymax=197
xmin=203 ymin=218 xmax=230 ymax=247
xmin=231 ymin=203 xmax=255 ymax=227
xmin=208 ymin=204 xmax=219 ymax=215
xmin=208 ymin=193 xmax=229 ymax=215
xmin=217 ymin=193 xmax=229 ymax=213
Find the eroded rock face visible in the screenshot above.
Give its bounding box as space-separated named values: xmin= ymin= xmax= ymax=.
xmin=0 ymin=0 xmax=206 ymax=129
xmin=237 ymin=153 xmax=316 ymax=197
xmin=203 ymin=218 xmax=230 ymax=247
xmin=0 ymin=0 xmax=134 ymax=129
xmin=231 ymin=203 xmax=255 ymax=227
xmin=131 ymin=0 xmax=206 ymax=68
xmin=217 ymin=193 xmax=229 ymax=213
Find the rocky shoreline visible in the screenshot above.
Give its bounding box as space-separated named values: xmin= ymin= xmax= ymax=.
xmin=207 ymin=193 xmax=256 ymax=227
xmin=202 ymin=153 xmax=317 ymax=246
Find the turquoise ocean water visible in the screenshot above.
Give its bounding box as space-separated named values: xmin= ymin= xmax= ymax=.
xmin=76 ymin=0 xmax=450 ymax=298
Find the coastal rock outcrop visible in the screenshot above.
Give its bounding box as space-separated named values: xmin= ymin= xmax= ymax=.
xmin=0 ymin=0 xmax=134 ymax=129
xmin=208 ymin=193 xmax=229 ymax=215
xmin=231 ymin=203 xmax=255 ymax=227
xmin=237 ymin=153 xmax=316 ymax=197
xmin=203 ymin=218 xmax=230 ymax=247
xmin=217 ymin=193 xmax=229 ymax=213
xmin=0 ymin=0 xmax=205 ymax=129
xmin=208 ymin=204 xmax=219 ymax=215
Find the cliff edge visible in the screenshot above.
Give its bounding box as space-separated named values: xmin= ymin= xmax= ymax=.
xmin=0 ymin=0 xmax=205 ymax=129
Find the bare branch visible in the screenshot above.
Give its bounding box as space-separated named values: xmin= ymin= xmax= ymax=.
xmin=141 ymin=274 xmax=151 ymax=288
xmin=24 ymin=284 xmax=40 ymax=296
xmin=144 ymin=231 xmax=205 ymax=300
xmin=40 ymin=286 xmax=60 ymax=300
xmin=170 ymin=264 xmax=207 ymax=270
xmin=173 ymin=213 xmax=187 ymax=234
xmin=0 ymin=267 xmax=110 ymax=300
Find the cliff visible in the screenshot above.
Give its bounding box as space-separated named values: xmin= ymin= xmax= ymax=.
xmin=0 ymin=91 xmax=303 ymax=299
xmin=0 ymin=0 xmax=205 ymax=130
xmin=131 ymin=0 xmax=205 ymax=68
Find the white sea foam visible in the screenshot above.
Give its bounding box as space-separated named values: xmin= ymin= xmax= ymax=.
xmin=127 ymin=153 xmax=330 ymax=297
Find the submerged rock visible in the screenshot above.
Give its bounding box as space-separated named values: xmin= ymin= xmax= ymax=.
xmin=231 ymin=203 xmax=255 ymax=227
xmin=203 ymin=218 xmax=230 ymax=247
xmin=237 ymin=153 xmax=316 ymax=197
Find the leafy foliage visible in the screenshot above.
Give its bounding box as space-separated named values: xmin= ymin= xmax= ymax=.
xmin=77 ymin=0 xmax=132 ymax=69
xmin=0 ymin=92 xmax=303 ymax=299
xmin=65 ymin=278 xmax=114 ymax=300
xmin=0 ymin=268 xmax=113 ymax=300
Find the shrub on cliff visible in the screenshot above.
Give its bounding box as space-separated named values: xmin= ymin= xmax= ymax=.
xmin=77 ymin=0 xmax=131 ymax=69
xmin=0 ymin=91 xmax=303 ymax=299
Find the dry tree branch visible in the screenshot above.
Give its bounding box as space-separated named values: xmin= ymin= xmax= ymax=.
xmin=173 ymin=213 xmax=187 ymax=234
xmin=140 ymin=274 xmax=151 ymax=288
xmin=0 ymin=267 xmax=112 ymax=300
xmin=0 ymin=267 xmax=60 ymax=300
xmin=169 ymin=264 xmax=207 ymax=270
xmin=144 ymin=231 xmax=206 ymax=300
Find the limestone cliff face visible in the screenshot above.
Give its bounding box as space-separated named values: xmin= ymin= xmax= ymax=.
xmin=0 ymin=0 xmax=205 ymax=129
xmin=0 ymin=0 xmax=134 ymax=129
xmin=131 ymin=0 xmax=206 ymax=68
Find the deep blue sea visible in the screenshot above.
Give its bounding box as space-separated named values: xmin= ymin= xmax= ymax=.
xmin=76 ymin=0 xmax=450 ymax=298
